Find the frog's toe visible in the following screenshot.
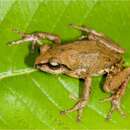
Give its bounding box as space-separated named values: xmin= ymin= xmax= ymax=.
xmin=60 ymin=110 xmax=67 ymax=115
xmin=99 ymin=96 xmax=113 ymax=103
xmin=60 ymin=107 xmax=76 ymax=116
xmin=69 ymin=94 xmax=78 ymax=101
xmin=104 ymin=95 xmax=126 ymax=120
xmin=60 ymin=108 xmax=84 ymax=122
xmin=76 ymin=109 xmax=83 ymax=122
xmin=60 ymin=99 xmax=87 ymax=121
xmin=106 ymin=105 xmax=126 ymax=120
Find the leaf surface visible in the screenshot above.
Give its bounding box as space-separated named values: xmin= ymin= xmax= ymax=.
xmin=0 ymin=0 xmax=130 ymax=129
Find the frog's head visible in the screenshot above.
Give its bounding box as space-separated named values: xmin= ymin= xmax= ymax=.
xmin=35 ymin=53 xmax=70 ymax=74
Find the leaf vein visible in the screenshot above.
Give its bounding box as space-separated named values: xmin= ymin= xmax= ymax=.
xmin=50 ymin=0 xmax=71 ymax=33
xmin=0 ymin=0 xmax=16 ymax=24
xmin=0 ymin=68 xmax=36 ymax=80
xmin=7 ymin=86 xmax=53 ymax=129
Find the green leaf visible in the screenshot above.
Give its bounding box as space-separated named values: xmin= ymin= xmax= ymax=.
xmin=0 ymin=0 xmax=130 ymax=129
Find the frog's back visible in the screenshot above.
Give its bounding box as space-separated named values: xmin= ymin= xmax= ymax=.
xmin=50 ymin=40 xmax=123 ymax=75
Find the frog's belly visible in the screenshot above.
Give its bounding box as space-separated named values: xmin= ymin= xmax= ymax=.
xmin=65 ymin=67 xmax=108 ymax=79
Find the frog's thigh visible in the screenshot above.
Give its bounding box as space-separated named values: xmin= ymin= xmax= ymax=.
xmin=103 ymin=68 xmax=130 ymax=93
xmin=103 ymin=75 xmax=115 ymax=93
xmin=103 ymin=72 xmax=121 ymax=93
xmin=103 ymin=73 xmax=121 ymax=93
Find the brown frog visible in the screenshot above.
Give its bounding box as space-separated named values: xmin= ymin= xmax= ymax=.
xmin=10 ymin=24 xmax=130 ymax=121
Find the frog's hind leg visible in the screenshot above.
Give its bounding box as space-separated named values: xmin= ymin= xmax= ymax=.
xmin=60 ymin=76 xmax=91 ymax=122
xmin=103 ymin=80 xmax=128 ymax=120
xmin=102 ymin=68 xmax=130 ymax=120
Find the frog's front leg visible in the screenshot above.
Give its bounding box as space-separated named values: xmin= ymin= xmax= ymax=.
xmin=102 ymin=67 xmax=130 ymax=120
xmin=9 ymin=30 xmax=61 ymax=52
xmin=60 ymin=76 xmax=91 ymax=121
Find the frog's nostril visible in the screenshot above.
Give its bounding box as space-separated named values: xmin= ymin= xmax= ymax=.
xmin=35 ymin=63 xmax=43 ymax=69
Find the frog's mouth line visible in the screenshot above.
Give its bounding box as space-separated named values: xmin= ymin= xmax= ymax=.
xmin=36 ymin=63 xmax=71 ymax=74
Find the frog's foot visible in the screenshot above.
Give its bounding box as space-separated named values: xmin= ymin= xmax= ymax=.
xmin=69 ymin=94 xmax=78 ymax=101
xmin=101 ymin=95 xmax=126 ymax=120
xmin=61 ymin=77 xmax=91 ymax=121
xmin=60 ymin=99 xmax=87 ymax=122
xmin=9 ymin=29 xmax=61 ymax=52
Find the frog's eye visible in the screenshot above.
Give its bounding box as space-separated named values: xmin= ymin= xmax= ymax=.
xmin=49 ymin=61 xmax=59 ymax=66
xmin=49 ymin=59 xmax=60 ymax=68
